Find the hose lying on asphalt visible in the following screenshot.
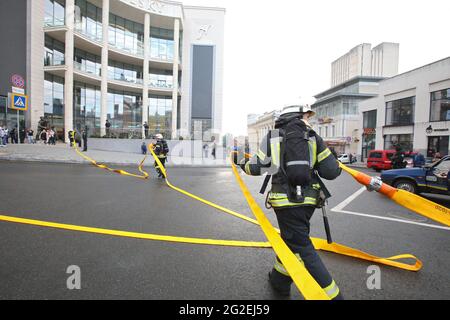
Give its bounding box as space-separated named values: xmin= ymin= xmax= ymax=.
xmin=0 ymin=143 xmax=424 ymax=300
xmin=339 ymin=163 xmax=450 ymax=227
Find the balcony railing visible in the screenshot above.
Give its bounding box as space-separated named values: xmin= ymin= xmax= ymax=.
xmin=109 ymin=43 xmax=144 ymax=57
xmin=103 ymin=127 xmax=143 ymax=139
xmin=44 ymin=56 xmax=65 ymax=67
xmin=44 ymin=17 xmax=65 ymax=28
xmin=74 ymin=61 xmax=101 ymax=77
xmin=74 ymin=28 xmax=102 ymax=43
xmin=149 ymin=80 xmax=173 ymax=90
xmin=109 ymin=75 xmax=143 ymax=85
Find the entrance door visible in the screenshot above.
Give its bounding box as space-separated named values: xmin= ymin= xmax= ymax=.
xmin=428 ymin=136 xmax=449 ymax=157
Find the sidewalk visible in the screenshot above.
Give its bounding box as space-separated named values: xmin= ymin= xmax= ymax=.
xmin=0 ymin=144 xmax=230 ymax=168
xmin=0 ymin=143 xmax=369 ymax=169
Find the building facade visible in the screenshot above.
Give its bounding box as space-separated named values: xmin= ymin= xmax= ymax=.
xmin=247 ymin=110 xmax=277 ymax=154
xmin=311 ymin=76 xmax=385 ymax=155
xmin=310 ymin=42 xmax=400 ymax=155
xmin=0 ymin=0 xmax=224 ymax=142
xmin=331 ymin=42 xmax=399 ymax=87
xmin=358 ymin=57 xmax=450 ymax=160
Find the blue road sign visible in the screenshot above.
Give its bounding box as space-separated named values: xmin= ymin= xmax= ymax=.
xmin=10 ymin=93 xmax=28 ymax=111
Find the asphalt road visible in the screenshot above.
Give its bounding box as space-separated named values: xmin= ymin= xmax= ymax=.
xmin=0 ymin=160 xmax=449 ymax=300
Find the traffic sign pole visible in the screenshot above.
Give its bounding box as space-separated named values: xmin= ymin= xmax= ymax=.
xmin=17 ymin=110 xmax=20 ymax=145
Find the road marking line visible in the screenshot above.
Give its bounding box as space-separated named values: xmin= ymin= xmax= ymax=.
xmin=331 ymin=187 xmax=450 ymax=231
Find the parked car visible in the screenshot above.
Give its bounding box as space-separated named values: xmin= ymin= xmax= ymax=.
xmin=367 ymin=150 xmax=396 ymax=171
xmin=338 ymin=154 xmax=350 ymax=164
xmin=380 ymin=155 xmax=450 ymax=195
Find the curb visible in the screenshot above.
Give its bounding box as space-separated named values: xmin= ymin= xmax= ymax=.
xmin=0 ymin=157 xmax=231 ymax=168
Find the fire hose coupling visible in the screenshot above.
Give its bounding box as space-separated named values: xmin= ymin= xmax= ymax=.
xmin=366 ymin=177 xmax=383 ymax=192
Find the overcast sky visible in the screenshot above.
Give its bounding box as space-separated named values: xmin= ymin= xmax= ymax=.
xmin=184 ymin=0 xmax=450 ymax=136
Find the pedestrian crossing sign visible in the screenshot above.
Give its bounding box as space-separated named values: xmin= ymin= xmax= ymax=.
xmin=10 ymin=93 xmax=28 ymax=111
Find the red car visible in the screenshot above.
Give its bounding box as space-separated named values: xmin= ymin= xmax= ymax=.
xmin=367 ymin=150 xmax=419 ymax=171
xmin=367 ymin=150 xmax=396 ymax=171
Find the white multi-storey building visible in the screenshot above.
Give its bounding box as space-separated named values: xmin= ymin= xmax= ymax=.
xmin=311 ymin=42 xmax=400 ymax=155
xmin=331 ymin=42 xmax=399 ymax=87
xmin=0 ymin=0 xmax=225 ymax=142
xmin=358 ymin=57 xmax=450 ymax=160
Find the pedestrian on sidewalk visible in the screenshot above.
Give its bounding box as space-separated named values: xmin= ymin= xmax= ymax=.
xmin=48 ymin=127 xmax=56 ymax=145
xmin=141 ymin=142 xmax=148 ymax=155
xmin=82 ymin=127 xmax=88 ymax=152
xmin=0 ymin=126 xmax=5 ymax=147
xmin=203 ymin=143 xmax=209 ymax=158
xmin=2 ymin=128 xmax=8 ymax=146
xmin=27 ymin=128 xmax=35 ymax=144
xmin=75 ymin=131 xmax=82 ymax=148
xmin=211 ymin=141 xmax=217 ymax=160
xmin=40 ymin=129 xmax=47 ymax=144
xmin=68 ymin=130 xmax=75 ymax=147
xmin=105 ymin=120 xmax=111 ymax=138
xmin=10 ymin=127 xmax=18 ymax=144
xmin=143 ymin=122 xmax=149 ymax=139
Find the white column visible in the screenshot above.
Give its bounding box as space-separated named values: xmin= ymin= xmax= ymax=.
xmin=171 ymin=19 xmax=180 ymax=139
xmin=142 ymin=13 xmax=150 ymax=139
xmin=100 ymin=0 xmax=109 ymax=137
xmin=64 ymin=0 xmax=75 ymax=143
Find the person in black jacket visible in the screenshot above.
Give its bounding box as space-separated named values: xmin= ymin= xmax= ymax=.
xmin=237 ymin=105 xmax=343 ymax=299
xmin=392 ymin=144 xmax=406 ymax=169
xmin=82 ymin=127 xmax=88 ymax=152
xmin=153 ymin=133 xmax=169 ymax=178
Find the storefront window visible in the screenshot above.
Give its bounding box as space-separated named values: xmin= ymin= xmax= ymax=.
xmin=362 ymin=110 xmax=377 ymax=159
xmin=74 ymin=0 xmax=102 ymax=41
xmin=44 ymin=74 xmax=65 ymax=139
xmin=385 ymin=97 xmax=415 ymax=126
xmin=44 ymin=35 xmax=65 ymax=66
xmin=44 ymin=0 xmax=65 ymax=27
xmin=107 ymin=89 xmax=142 ymax=138
xmin=430 ymin=88 xmax=450 ymax=122
xmin=384 ymin=134 xmax=413 ymax=152
xmin=73 ymin=82 xmax=101 ymax=137
xmin=428 ymin=136 xmax=449 ymax=157
xmin=148 ymin=95 xmax=172 ymax=139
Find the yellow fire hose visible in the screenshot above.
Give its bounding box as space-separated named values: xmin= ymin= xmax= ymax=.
xmin=0 ymin=144 xmax=432 ymax=300
xmin=339 ymin=163 xmax=450 ymax=227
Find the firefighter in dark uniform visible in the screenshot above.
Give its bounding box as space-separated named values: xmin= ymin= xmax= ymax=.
xmin=153 ymin=133 xmax=169 ymax=178
xmin=236 ymin=105 xmax=343 ymax=300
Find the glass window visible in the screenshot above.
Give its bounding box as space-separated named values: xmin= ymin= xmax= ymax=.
xmin=44 ymin=0 xmax=66 ymax=26
xmin=150 ymin=27 xmax=175 ymax=61
xmin=384 ymin=134 xmax=414 ymax=152
xmin=363 ymin=110 xmax=377 ymax=129
xmin=44 ymin=0 xmax=54 ymax=26
xmin=74 ymin=0 xmax=101 ymax=41
xmin=73 ymin=48 xmax=101 ymax=76
xmin=148 ymin=95 xmax=172 ymax=138
xmin=108 ymin=60 xmax=142 ymax=84
xmin=108 ymin=13 xmax=116 ymax=45
xmin=115 ymin=17 xmax=125 ymax=49
xmin=43 ymin=73 xmax=65 ymax=138
xmin=54 ymin=0 xmax=65 ymax=26
xmin=385 ymin=97 xmax=415 ymax=126
xmin=44 ymin=35 xmax=65 ymax=66
xmin=73 ymin=82 xmax=101 ymax=136
xmin=430 ymin=88 xmax=450 ymax=122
